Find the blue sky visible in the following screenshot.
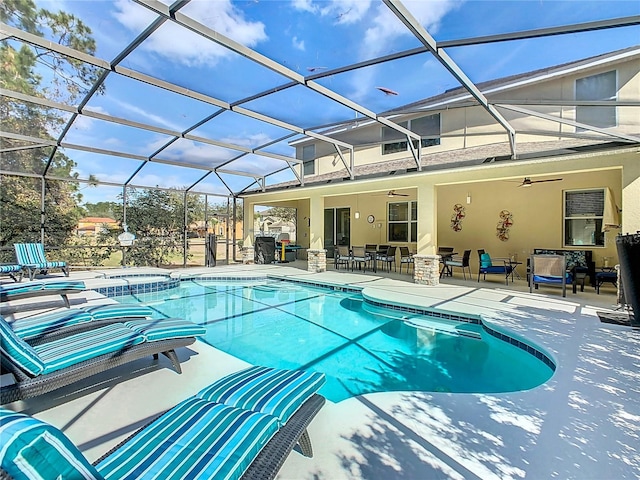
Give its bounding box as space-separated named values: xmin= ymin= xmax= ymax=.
xmin=28 ymin=0 xmax=640 ymax=204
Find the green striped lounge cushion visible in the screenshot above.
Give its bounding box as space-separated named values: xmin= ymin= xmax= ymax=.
xmin=123 ymin=318 xmax=205 ymax=342
xmin=33 ymin=324 xmax=144 ymax=374
xmin=0 ymin=317 xmax=45 ymax=376
xmin=197 ymin=366 xmax=326 ymax=424
xmin=84 ymin=304 xmax=154 ymax=321
xmin=6 ymin=310 xmax=93 ymax=341
xmin=96 ymin=397 xmax=279 ymax=480
xmin=0 ymin=408 xmax=102 ymax=480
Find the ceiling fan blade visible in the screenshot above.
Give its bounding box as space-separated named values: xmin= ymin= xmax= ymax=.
xmin=531 ymin=178 xmax=563 ymax=183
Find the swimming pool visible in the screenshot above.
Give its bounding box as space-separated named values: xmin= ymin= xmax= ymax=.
xmin=115 ymin=278 xmax=555 ymax=402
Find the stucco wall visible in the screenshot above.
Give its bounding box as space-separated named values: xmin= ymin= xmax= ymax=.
xmin=436 ymin=169 xmax=623 ymax=272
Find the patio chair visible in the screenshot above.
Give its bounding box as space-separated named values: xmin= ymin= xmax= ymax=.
xmin=5 ymin=303 xmax=155 ymax=345
xmin=0 ymin=280 xmax=86 ymax=308
xmin=0 ymin=316 xmax=205 ymax=404
xmin=529 ymin=254 xmax=575 ymax=297
xmin=334 ymin=245 xmax=351 ymax=270
xmin=377 ymin=245 xmax=397 ymax=272
xmin=447 ymin=249 xmax=472 ymax=279
xmin=477 ymin=250 xmax=513 ymax=285
xmin=14 ymin=243 xmax=69 ymax=281
xmin=350 ymin=246 xmax=370 ymax=271
xmin=399 ymin=246 xmax=414 ymax=274
xmin=0 ymin=366 xmax=326 ymax=480
xmin=0 ymin=265 xmax=22 ymax=283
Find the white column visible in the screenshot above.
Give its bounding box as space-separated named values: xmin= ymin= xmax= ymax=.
xmin=622 ymin=161 xmax=640 ymax=234
xmin=416 ymin=183 xmax=437 ymax=255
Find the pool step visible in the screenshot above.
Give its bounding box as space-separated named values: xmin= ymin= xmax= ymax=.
xmin=404 ymin=316 xmax=482 ymax=339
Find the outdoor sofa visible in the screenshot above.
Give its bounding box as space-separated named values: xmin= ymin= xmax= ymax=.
xmin=0 ymin=316 xmax=205 ymax=404
xmin=0 ymin=280 xmax=86 ymax=308
xmin=0 ymin=366 xmax=326 ymax=480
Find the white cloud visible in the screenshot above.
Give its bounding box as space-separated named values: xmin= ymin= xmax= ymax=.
xmin=292 ymin=36 xmax=305 ymax=51
xmin=291 ymin=0 xmax=372 ymax=24
xmin=291 ymin=0 xmax=317 ymax=14
xmin=112 ymin=0 xmax=267 ymax=67
xmin=110 ymin=99 xmax=184 ymax=132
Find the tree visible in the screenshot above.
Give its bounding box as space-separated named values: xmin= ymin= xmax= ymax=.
xmin=0 ymin=1 xmax=102 ymax=260
xmin=100 ymin=188 xmax=205 ymax=267
xmin=83 ymin=201 xmax=120 ymax=219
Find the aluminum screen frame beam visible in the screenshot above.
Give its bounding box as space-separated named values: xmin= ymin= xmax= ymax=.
xmin=383 ymin=0 xmax=518 ymax=158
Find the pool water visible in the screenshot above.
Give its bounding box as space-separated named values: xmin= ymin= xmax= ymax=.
xmin=115 ymin=279 xmax=554 ymax=402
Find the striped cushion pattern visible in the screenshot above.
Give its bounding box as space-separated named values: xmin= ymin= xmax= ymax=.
xmin=197 ymin=366 xmax=326 ymax=424
xmin=34 ymin=324 xmax=144 ymax=374
xmin=14 ymin=243 xmax=67 ymax=269
xmin=0 ymin=408 xmax=102 ymax=480
xmin=0 ymin=281 xmax=85 ymax=300
xmin=96 ymin=397 xmax=279 ymax=480
xmin=7 ymin=310 xmax=93 ymax=341
xmin=0 ymin=317 xmax=45 ymax=376
xmin=0 ymin=265 xmax=22 ymax=274
xmin=124 ymin=318 xmax=205 ymax=342
xmin=85 ymin=304 xmax=154 ymax=321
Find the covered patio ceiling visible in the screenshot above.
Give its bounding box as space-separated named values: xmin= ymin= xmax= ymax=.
xmin=1 ymin=1 xmax=639 ymax=200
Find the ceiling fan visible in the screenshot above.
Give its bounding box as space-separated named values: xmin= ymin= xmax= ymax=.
xmin=517 ymin=177 xmax=563 ymax=187
xmin=385 ymin=190 xmax=409 ymax=197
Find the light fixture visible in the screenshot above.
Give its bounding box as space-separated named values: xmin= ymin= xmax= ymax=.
xmin=466 ymin=193 xmax=472 ymax=204
xmin=355 ymin=211 xmax=360 ymax=219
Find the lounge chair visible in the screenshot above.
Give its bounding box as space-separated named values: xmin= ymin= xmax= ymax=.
xmin=0 ymin=366 xmax=326 ymax=480
xmin=14 ymin=243 xmax=69 ymax=281
xmin=0 ymin=280 xmax=86 ymax=308
xmin=529 ymin=254 xmax=575 ymax=297
xmin=0 ymin=265 xmax=22 ymax=283
xmin=5 ymin=303 xmax=155 ymax=345
xmin=0 ymin=316 xmax=205 ymax=404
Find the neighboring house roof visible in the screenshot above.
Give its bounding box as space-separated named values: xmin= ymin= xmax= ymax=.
xmin=79 ymin=217 xmax=117 ymax=224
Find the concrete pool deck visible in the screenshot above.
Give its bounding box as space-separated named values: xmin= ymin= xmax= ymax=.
xmin=1 ymin=264 xmax=638 ymax=479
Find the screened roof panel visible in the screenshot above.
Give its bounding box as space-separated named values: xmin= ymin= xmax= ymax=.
xmin=241 ymin=84 xmax=361 ymax=129
xmin=0 ymin=103 xmax=73 ymax=142
xmin=83 ymin=75 xmax=219 ymax=133
xmin=190 ymin=110 xmax=295 ymax=149
xmin=53 ymin=148 xmax=144 ymax=184
xmin=264 ymin=169 xmax=298 ymax=188
xmin=64 ymin=116 xmax=174 ymax=157
xmin=35 ymin=0 xmax=159 ymax=61
xmin=222 ymin=153 xmax=294 ymax=176
xmin=1 ymin=0 xmax=638 ymax=199
xmin=157 ymin=137 xmax=241 ymax=168
xmin=129 ymin=161 xmax=208 ymax=190
xmin=0 ymin=146 xmax=55 ymax=176
xmin=121 ymin=20 xmax=290 ymax=103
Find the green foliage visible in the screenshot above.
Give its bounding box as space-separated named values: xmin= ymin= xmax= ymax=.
xmin=0 ymin=0 xmax=103 ymax=258
xmin=103 ymin=189 xmax=205 ymax=267
xmin=83 ymin=201 xmax=120 ymax=219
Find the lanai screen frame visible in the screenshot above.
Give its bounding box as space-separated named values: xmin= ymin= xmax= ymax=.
xmin=1 ymin=1 xmax=639 ymax=252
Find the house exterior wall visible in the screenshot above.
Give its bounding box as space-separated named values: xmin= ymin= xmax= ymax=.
xmin=295 ymin=53 xmax=639 ymax=177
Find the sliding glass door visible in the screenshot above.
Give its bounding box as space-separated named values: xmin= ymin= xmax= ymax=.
xmin=324 ymin=207 xmax=350 ymax=258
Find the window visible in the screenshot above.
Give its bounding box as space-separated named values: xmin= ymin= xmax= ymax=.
xmin=576 ymin=70 xmax=616 ymax=130
xmin=388 ymin=201 xmax=417 ymax=242
xmin=382 ymin=114 xmax=441 ymax=155
xmin=302 ymin=144 xmax=315 ymax=175
xmin=563 ymin=189 xmax=605 ymax=247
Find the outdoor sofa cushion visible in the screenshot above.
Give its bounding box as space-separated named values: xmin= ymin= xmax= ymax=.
xmin=196 ymin=365 xmax=326 ymax=425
